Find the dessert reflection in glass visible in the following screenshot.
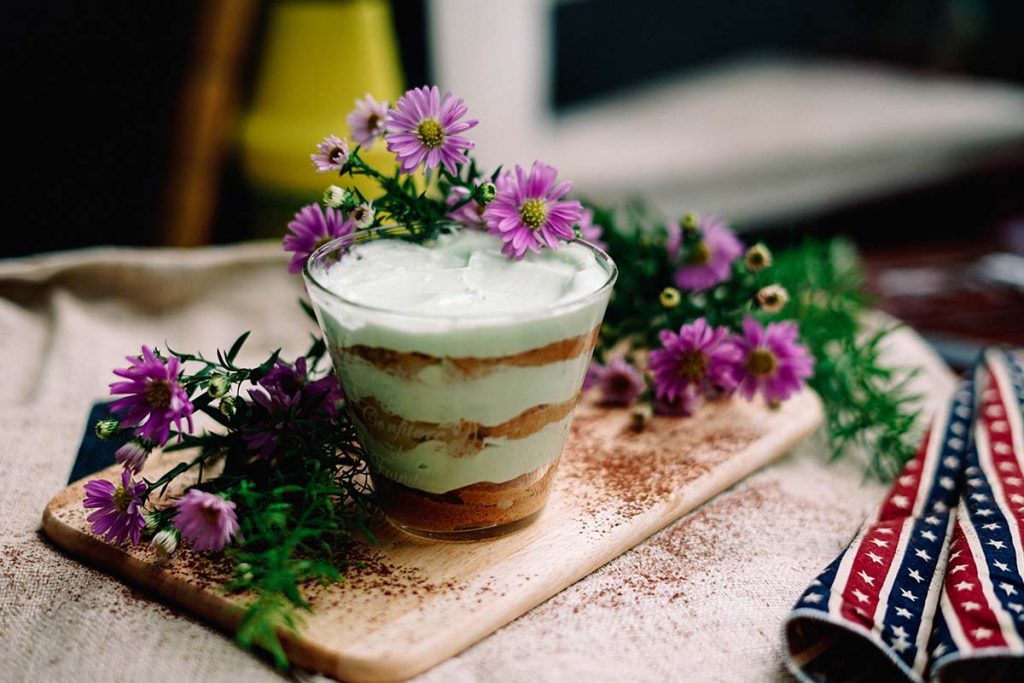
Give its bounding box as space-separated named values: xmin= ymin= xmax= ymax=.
xmin=304 ymin=227 xmax=616 ymax=540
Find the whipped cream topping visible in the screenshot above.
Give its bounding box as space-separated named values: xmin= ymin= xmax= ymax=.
xmin=318 ymin=229 xmax=609 ymax=316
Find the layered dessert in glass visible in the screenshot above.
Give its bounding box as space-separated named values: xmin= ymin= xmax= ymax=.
xmin=304 ymin=227 xmax=616 ymax=539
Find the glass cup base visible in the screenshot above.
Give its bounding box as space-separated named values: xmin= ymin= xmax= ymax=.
xmin=371 ymin=461 xmax=559 ymax=541
xmin=386 ymin=507 xmax=544 ymax=542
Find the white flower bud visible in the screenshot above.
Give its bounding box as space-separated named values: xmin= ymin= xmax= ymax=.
xmin=322 ymin=185 xmax=350 ymax=209
xmin=151 ymin=529 xmax=179 ymax=560
xmin=757 ymin=284 xmax=790 ymax=314
xmin=144 ymin=512 xmax=162 ymax=535
xmin=94 ymin=418 xmax=120 ymax=440
xmin=220 ymin=396 xmax=238 ymax=419
xmin=207 ymin=374 xmax=231 ymax=398
xmin=629 ymin=404 xmax=653 ymax=432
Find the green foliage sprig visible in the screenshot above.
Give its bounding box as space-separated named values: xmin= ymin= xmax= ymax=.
xmin=771 ymin=240 xmax=921 ymax=479
xmin=586 ymin=200 xmax=921 ymax=479
xmin=332 ymin=149 xmax=498 ymax=241
xmin=96 ymin=328 xmax=375 ymax=668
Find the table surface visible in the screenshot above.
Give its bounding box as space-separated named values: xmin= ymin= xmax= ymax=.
xmin=0 ymin=243 xmax=956 ymax=683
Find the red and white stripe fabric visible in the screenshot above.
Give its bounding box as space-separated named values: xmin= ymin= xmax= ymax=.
xmin=786 ymin=349 xmax=1024 ymax=682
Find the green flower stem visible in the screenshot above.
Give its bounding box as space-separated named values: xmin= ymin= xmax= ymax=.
xmin=437 ymin=168 xmax=480 ymax=214
xmin=344 ymin=154 xmax=435 ymax=228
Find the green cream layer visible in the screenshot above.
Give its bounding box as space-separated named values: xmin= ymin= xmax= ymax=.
xmin=356 ymin=414 xmax=574 ymax=494
xmin=334 ymin=351 xmax=590 ymax=425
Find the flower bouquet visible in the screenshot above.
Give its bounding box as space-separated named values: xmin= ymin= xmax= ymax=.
xmin=81 ymin=85 xmax=919 ymax=664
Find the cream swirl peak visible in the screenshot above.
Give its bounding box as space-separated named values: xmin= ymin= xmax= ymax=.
xmin=317 ymin=229 xmax=609 ymax=317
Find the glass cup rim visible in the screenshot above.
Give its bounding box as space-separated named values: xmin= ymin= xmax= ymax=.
xmin=302 ymin=224 xmax=618 ymax=322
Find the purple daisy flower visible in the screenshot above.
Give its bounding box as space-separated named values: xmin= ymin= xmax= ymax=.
xmin=173 ymin=489 xmax=239 ymax=552
xmin=283 ymin=204 xmax=356 ymax=274
xmin=673 ymin=216 xmax=743 ymax=291
xmin=589 ymin=356 xmax=645 ymax=406
xmin=347 ymin=94 xmax=389 ymax=150
xmin=577 ymin=208 xmax=607 ymax=251
xmin=484 ymin=161 xmax=583 ymax=260
xmin=446 ymin=181 xmax=486 ymax=228
xmin=114 ymin=439 xmax=150 ymax=474
xmin=311 ymin=134 xmax=349 ymax=173
xmin=647 ymin=318 xmax=741 ymax=403
xmin=653 ymin=389 xmax=699 ymax=416
xmin=83 ymin=468 xmax=147 ymax=545
xmin=385 ymin=86 xmax=477 ymax=175
xmin=109 ymin=346 xmax=194 ymax=447
xmin=243 ymin=357 xmax=342 ymax=459
xmin=731 ymin=317 xmax=814 ymax=404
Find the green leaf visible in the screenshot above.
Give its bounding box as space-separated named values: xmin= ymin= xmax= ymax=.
xmin=227 ymin=331 xmax=251 ymax=364
xmin=299 ymin=299 xmax=317 ymax=324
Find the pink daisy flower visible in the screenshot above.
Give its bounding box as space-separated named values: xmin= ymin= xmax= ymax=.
xmin=347 ymin=94 xmax=389 ymax=149
xmin=283 ymin=204 xmax=355 ymax=274
xmin=385 ymin=86 xmax=477 ymax=175
xmin=484 ymin=161 xmax=582 ymax=259
xmin=446 ymin=181 xmax=486 ymax=228
xmin=673 ymin=216 xmax=743 ymax=291
xmin=83 ymin=468 xmax=147 ymax=545
xmin=311 ymin=134 xmax=349 ymax=173
xmin=731 ymin=317 xmax=814 ymax=404
xmin=349 ymin=201 xmax=375 ymax=228
xmin=173 ymin=489 xmax=239 ymax=552
xmin=648 ymin=318 xmax=740 ymax=402
xmin=589 ymin=356 xmax=645 ymax=406
xmin=109 ymin=346 xmax=194 ymax=447
xmin=577 ymin=208 xmax=607 ymax=251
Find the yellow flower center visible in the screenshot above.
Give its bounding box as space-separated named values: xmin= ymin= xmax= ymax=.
xmin=746 ymin=348 xmax=778 ymax=377
xmin=145 ymin=379 xmax=172 ymax=409
xmin=519 ymin=198 xmax=548 ymax=229
xmin=688 ymin=240 xmax=712 ymax=266
xmin=676 ymin=350 xmax=707 ymax=382
xmin=112 ymin=485 xmax=133 ymax=512
xmin=416 ymin=118 xmax=445 ymax=149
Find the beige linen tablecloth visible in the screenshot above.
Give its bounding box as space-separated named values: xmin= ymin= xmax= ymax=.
xmin=0 ymin=243 xmax=956 ymax=683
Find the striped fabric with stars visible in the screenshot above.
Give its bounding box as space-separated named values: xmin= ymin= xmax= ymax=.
xmin=785 ymin=349 xmax=1024 ymax=682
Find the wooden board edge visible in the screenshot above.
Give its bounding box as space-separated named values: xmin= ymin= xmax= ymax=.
xmin=40 ymin=496 xmax=348 ymax=680
xmin=39 ymin=390 xmax=825 ymax=683
xmin=332 ymin=391 xmax=826 ymax=681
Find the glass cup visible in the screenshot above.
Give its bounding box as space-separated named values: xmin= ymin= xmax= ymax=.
xmin=304 ymin=226 xmax=617 ymax=540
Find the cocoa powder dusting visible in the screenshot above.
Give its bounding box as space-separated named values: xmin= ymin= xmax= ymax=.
xmin=560 ymin=401 xmax=764 ymax=521
xmin=37 ymin=392 xmax=819 ymax=666
xmin=530 ymin=478 xmax=853 ymax=625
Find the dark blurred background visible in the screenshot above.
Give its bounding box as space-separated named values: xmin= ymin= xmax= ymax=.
xmin=3 ymin=0 xmax=1024 ymax=356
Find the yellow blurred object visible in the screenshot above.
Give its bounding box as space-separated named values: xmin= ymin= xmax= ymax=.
xmin=239 ymin=0 xmax=404 ymax=198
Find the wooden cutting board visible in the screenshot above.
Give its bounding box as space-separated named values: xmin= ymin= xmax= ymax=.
xmin=42 ymin=391 xmax=822 ymax=682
